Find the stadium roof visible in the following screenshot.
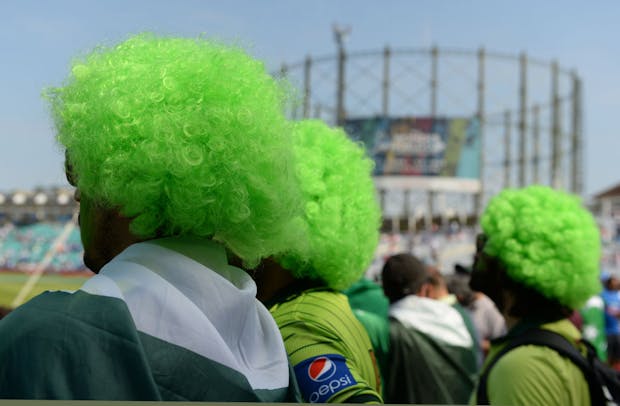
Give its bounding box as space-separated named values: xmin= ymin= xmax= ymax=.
xmin=594 ymin=182 xmax=620 ymax=199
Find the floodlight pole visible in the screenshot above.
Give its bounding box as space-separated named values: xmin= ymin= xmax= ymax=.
xmin=504 ymin=110 xmax=512 ymax=188
xmin=303 ymin=56 xmax=312 ymax=118
xmin=551 ymin=61 xmax=562 ymax=189
xmin=571 ymin=72 xmax=583 ymax=195
xmin=518 ymin=52 xmax=528 ymax=187
xmin=475 ymin=48 xmax=486 ymax=219
xmin=334 ymin=25 xmax=349 ymax=126
xmin=382 ymin=46 xmax=391 ymax=116
xmin=532 ymin=105 xmax=541 ymax=184
xmin=431 ymin=46 xmax=439 ymax=117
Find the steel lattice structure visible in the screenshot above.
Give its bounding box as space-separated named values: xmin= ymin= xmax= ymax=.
xmin=278 ymin=46 xmax=582 ymax=230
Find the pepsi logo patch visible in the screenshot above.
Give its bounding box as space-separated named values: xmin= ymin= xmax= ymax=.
xmin=308 ymin=356 xmax=337 ymax=382
xmin=294 ymin=354 xmax=357 ymax=403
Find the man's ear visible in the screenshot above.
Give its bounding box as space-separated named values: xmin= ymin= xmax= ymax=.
xmin=418 ymin=283 xmax=434 ymax=298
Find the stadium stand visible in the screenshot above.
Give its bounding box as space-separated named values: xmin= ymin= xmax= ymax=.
xmin=0 ymin=187 xmax=83 ymax=273
xmin=3 ymin=186 xmax=618 ymax=278
xmin=0 ymin=222 xmax=84 ymax=272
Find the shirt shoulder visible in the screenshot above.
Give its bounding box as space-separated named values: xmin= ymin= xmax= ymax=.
xmin=272 ymin=290 xmax=363 ymax=355
xmin=488 ymin=344 xmax=590 ymax=406
xmin=0 ymin=289 xmax=139 ymax=342
xmin=271 ymin=290 xmax=382 ymax=403
xmin=0 ymin=291 xmax=161 ymax=400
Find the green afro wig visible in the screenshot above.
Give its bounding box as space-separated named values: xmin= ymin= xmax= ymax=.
xmin=481 ymin=185 xmax=601 ymax=309
xmin=278 ymin=120 xmax=381 ymax=291
xmin=47 ymin=33 xmax=301 ymax=266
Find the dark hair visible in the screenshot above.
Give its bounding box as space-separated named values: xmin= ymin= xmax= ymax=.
xmin=504 ymin=274 xmax=572 ymax=321
xmin=454 ymin=263 xmax=472 ymax=276
xmin=604 ymin=277 xmax=617 ymax=290
xmin=0 ymin=306 xmax=12 ymax=320
xmin=446 ymin=274 xmax=476 ymax=307
xmin=382 ymin=253 xmax=429 ymax=303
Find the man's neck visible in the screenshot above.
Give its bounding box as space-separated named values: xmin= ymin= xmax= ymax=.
xmin=253 ymin=259 xmax=297 ymax=304
xmin=501 ymin=290 xmax=520 ymax=330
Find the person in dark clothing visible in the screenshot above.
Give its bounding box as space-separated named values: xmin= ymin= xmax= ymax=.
xmin=381 ymin=253 xmax=479 ymax=404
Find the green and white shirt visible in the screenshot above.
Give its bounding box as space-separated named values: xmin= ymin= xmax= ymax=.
xmin=0 ymin=237 xmax=295 ymax=401
xmin=386 ymin=295 xmax=479 ymax=404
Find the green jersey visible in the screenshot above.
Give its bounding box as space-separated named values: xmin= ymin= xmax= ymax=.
xmin=344 ymin=278 xmax=389 ymax=319
xmin=474 ymin=319 xmax=590 ymax=406
xmin=270 ymin=287 xmax=383 ymax=403
xmin=351 ymin=308 xmax=390 ymax=399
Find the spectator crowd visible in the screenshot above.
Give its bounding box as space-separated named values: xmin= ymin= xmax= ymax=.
xmin=0 ymin=222 xmax=84 ymax=272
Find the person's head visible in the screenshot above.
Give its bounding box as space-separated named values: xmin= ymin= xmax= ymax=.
xmin=470 ymin=185 xmax=601 ymax=322
xmin=603 ymin=274 xmax=620 ymax=291
xmin=275 ymin=119 xmax=381 ymax=291
xmin=381 ymin=253 xmax=430 ymax=303
xmin=49 ymin=33 xmax=300 ymax=272
xmin=425 ymin=265 xmax=449 ymax=300
xmin=446 ymin=274 xmax=476 ymax=307
xmin=454 ymin=263 xmax=472 ymax=277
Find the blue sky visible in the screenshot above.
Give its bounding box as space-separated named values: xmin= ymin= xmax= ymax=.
xmin=1 ymin=0 xmax=619 ymax=196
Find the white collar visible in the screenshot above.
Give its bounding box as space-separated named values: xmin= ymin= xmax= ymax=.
xmin=390 ymin=295 xmax=473 ymax=348
xmin=80 ymin=236 xmax=288 ymax=390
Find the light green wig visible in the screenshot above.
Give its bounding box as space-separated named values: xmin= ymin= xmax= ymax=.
xmin=481 ymin=185 xmax=601 ymax=309
xmin=47 ymin=33 xmax=301 ymax=266
xmin=279 ymin=120 xmax=381 ymax=291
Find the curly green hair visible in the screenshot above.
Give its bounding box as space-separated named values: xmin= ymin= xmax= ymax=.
xmin=46 ymin=33 xmax=300 ymax=266
xmin=481 ymin=185 xmax=601 ymax=309
xmin=278 ymin=120 xmax=381 ymax=290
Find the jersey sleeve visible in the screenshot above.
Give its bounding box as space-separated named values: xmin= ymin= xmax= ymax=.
xmin=280 ymin=317 xmax=382 ymax=403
